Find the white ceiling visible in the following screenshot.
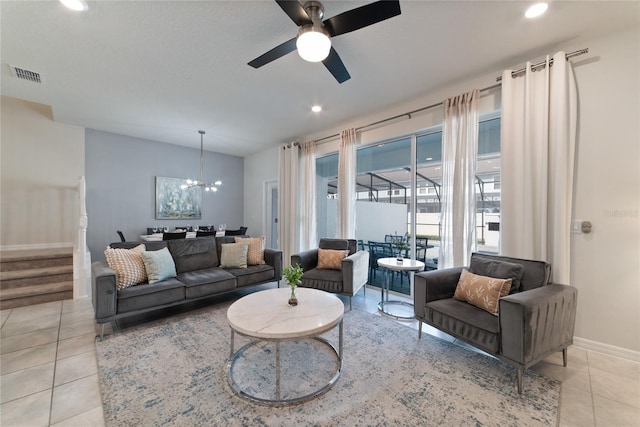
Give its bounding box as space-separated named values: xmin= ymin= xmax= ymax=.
xmin=2 ymin=1 xmax=638 ymax=157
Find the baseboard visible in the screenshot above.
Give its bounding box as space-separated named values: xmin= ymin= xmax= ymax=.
xmin=573 ymin=336 xmax=640 ymax=363
xmin=0 ymin=242 xmax=74 ymax=251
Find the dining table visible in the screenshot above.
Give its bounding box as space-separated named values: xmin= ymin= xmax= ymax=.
xmin=139 ymin=231 xmax=225 ymax=242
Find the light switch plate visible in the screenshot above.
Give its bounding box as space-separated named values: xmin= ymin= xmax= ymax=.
xmin=571 ymin=220 xmax=582 ymax=234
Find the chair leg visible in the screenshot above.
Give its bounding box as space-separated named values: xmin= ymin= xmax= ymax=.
xmin=516 ymin=368 xmax=523 ymax=394
xmin=349 ymin=296 xmax=352 ymax=311
xmin=99 ymin=323 xmax=105 ymax=340
xmin=418 ymin=320 xmax=423 ymax=339
xmin=562 ymin=347 xmax=568 ymax=367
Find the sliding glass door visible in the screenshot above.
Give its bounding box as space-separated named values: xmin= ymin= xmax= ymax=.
xmin=314 ymin=115 xmax=501 ymax=296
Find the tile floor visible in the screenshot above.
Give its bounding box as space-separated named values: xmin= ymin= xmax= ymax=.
xmin=1 ymin=285 xmax=639 ymax=426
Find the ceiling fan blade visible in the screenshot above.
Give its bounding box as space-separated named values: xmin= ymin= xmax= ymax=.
xmin=323 ymin=47 xmax=351 ymax=84
xmin=248 ymin=38 xmax=297 ymax=68
xmin=323 ymin=0 xmax=401 ymax=37
xmin=275 ymin=0 xmax=311 ymax=26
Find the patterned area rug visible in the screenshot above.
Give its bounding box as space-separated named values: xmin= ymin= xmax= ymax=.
xmin=95 ymin=300 xmax=560 ymax=426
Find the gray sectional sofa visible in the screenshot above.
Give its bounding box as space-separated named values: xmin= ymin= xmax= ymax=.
xmin=91 ymin=236 xmax=282 ymax=337
xmin=414 ymin=252 xmax=578 ymax=393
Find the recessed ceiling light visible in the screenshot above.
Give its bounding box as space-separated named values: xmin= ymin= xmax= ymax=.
xmin=525 ymin=2 xmax=548 ymax=19
xmin=60 ymin=0 xmax=88 ymax=11
xmin=311 ymin=105 xmax=322 ymax=113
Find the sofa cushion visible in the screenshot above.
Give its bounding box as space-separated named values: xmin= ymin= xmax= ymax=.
xmin=220 ymin=242 xmax=248 ymax=269
xmin=235 ymin=236 xmax=266 ymax=265
xmin=470 ymin=255 xmax=524 ymax=293
xmin=109 ymin=241 xmax=167 ymax=251
xmin=470 ymin=253 xmax=550 ymax=292
xmin=317 ymin=248 xmax=349 ymax=270
xmin=226 ymin=264 xmax=275 ymax=287
xmin=426 ymin=298 xmax=500 ymax=353
xmin=104 ymin=244 xmax=147 ymax=290
xmin=177 ymin=267 xmax=237 ymax=298
xmin=319 ymin=238 xmax=357 ymax=255
xmin=167 ymin=238 xmax=219 ymax=273
xmin=300 ymin=268 xmax=344 ymax=293
xmin=454 ymin=269 xmax=511 ymax=316
xmin=117 ymin=278 xmax=185 ymax=314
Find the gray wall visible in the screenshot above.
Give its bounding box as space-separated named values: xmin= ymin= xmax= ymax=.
xmin=85 ymin=129 xmax=243 ymax=260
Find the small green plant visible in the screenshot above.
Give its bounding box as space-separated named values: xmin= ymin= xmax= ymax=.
xmin=282 ymin=264 xmax=303 ymax=288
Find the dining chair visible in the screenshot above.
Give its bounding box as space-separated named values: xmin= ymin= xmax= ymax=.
xmin=224 ymin=226 xmax=248 ymax=236
xmin=195 ymin=230 xmax=216 ymax=237
xmin=162 ymin=231 xmax=187 ymax=240
xmin=116 ymin=230 xmax=126 ymax=242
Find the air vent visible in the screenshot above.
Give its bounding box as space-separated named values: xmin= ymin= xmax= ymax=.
xmin=9 ymin=65 xmax=42 ymax=83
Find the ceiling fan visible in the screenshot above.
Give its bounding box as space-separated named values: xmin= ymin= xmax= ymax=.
xmin=248 ymin=0 xmax=401 ymax=84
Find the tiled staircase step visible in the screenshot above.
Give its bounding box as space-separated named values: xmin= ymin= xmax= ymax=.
xmin=1 ymin=266 xmax=74 ymax=289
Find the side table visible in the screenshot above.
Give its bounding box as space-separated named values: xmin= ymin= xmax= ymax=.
xmin=377 ymin=257 xmax=425 ymax=320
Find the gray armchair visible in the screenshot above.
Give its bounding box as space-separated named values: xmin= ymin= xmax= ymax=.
xmin=414 ymin=252 xmax=578 ymax=393
xmin=291 ymin=238 xmax=370 ymax=310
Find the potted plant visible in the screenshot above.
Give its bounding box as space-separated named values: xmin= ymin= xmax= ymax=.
xmin=282 ymin=264 xmax=303 ymax=306
xmin=392 ymin=232 xmax=409 ymax=262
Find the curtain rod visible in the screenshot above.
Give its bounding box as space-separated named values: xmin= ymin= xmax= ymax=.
xmin=495 ymin=48 xmax=588 ymax=82
xmin=296 ymin=47 xmax=587 ymax=147
xmin=306 ymin=81 xmax=501 ymax=145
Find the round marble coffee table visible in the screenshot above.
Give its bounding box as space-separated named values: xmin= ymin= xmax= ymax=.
xmin=377 ymin=257 xmax=425 ymax=320
xmin=226 ymin=287 xmax=344 ymax=406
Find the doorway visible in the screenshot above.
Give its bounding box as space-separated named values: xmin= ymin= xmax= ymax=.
xmin=265 ymin=180 xmax=278 ymax=249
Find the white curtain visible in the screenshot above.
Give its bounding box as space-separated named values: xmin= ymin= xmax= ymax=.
xmin=337 ymin=128 xmax=357 ymax=239
xmin=278 ymin=144 xmax=298 ymax=267
xmin=501 ymin=51 xmax=577 ymax=284
xmin=299 ymin=141 xmax=317 ymax=250
xmin=439 ymin=90 xmax=480 ymax=268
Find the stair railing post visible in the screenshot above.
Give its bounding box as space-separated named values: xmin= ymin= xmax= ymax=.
xmin=73 ymin=176 xmax=91 ymax=299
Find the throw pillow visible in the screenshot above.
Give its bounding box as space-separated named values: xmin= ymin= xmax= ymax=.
xmin=453 ymin=268 xmax=512 ymax=316
xmin=469 ymin=257 xmax=525 ymax=293
xmin=220 ymin=243 xmax=249 ymax=269
xmin=317 ymin=248 xmax=349 ymax=271
xmin=235 ymin=236 xmax=265 ymax=265
xmin=104 ymin=244 xmax=147 ymax=290
xmin=141 ymin=247 xmax=177 ymax=284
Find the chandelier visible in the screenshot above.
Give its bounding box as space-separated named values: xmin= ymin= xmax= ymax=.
xmin=181 ymin=130 xmax=222 ymax=192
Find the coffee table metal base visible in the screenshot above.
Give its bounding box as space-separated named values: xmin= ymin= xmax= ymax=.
xmin=227 ymin=322 xmax=343 ymax=407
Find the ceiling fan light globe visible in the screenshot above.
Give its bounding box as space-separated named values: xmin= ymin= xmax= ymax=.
xmin=296 ymin=26 xmax=331 ymax=62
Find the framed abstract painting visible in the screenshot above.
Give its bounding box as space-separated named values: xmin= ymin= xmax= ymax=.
xmin=155 ymin=176 xmax=202 ymax=219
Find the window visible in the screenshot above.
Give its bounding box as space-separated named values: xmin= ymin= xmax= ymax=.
xmin=315 ymin=114 xmax=502 ymax=290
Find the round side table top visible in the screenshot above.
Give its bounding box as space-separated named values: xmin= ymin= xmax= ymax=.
xmin=377 ymin=257 xmax=425 ymax=271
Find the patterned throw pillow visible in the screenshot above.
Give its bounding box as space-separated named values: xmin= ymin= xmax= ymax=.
xmin=453 ymin=268 xmax=512 ymax=316
xmin=235 ymin=236 xmax=265 ymax=265
xmin=317 ymin=248 xmax=349 ymax=271
xmin=141 ymin=247 xmax=177 ymax=284
xmin=104 ymin=244 xmax=147 ymax=290
xmin=220 ymin=243 xmax=249 ymax=269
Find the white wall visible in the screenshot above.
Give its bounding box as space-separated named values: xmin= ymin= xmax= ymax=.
xmin=243 ymin=146 xmax=279 ymax=240
xmin=1 ymin=96 xmax=85 ymax=249
xmin=245 ymin=25 xmax=640 ymax=356
xmin=567 ymin=26 xmax=639 ymax=356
